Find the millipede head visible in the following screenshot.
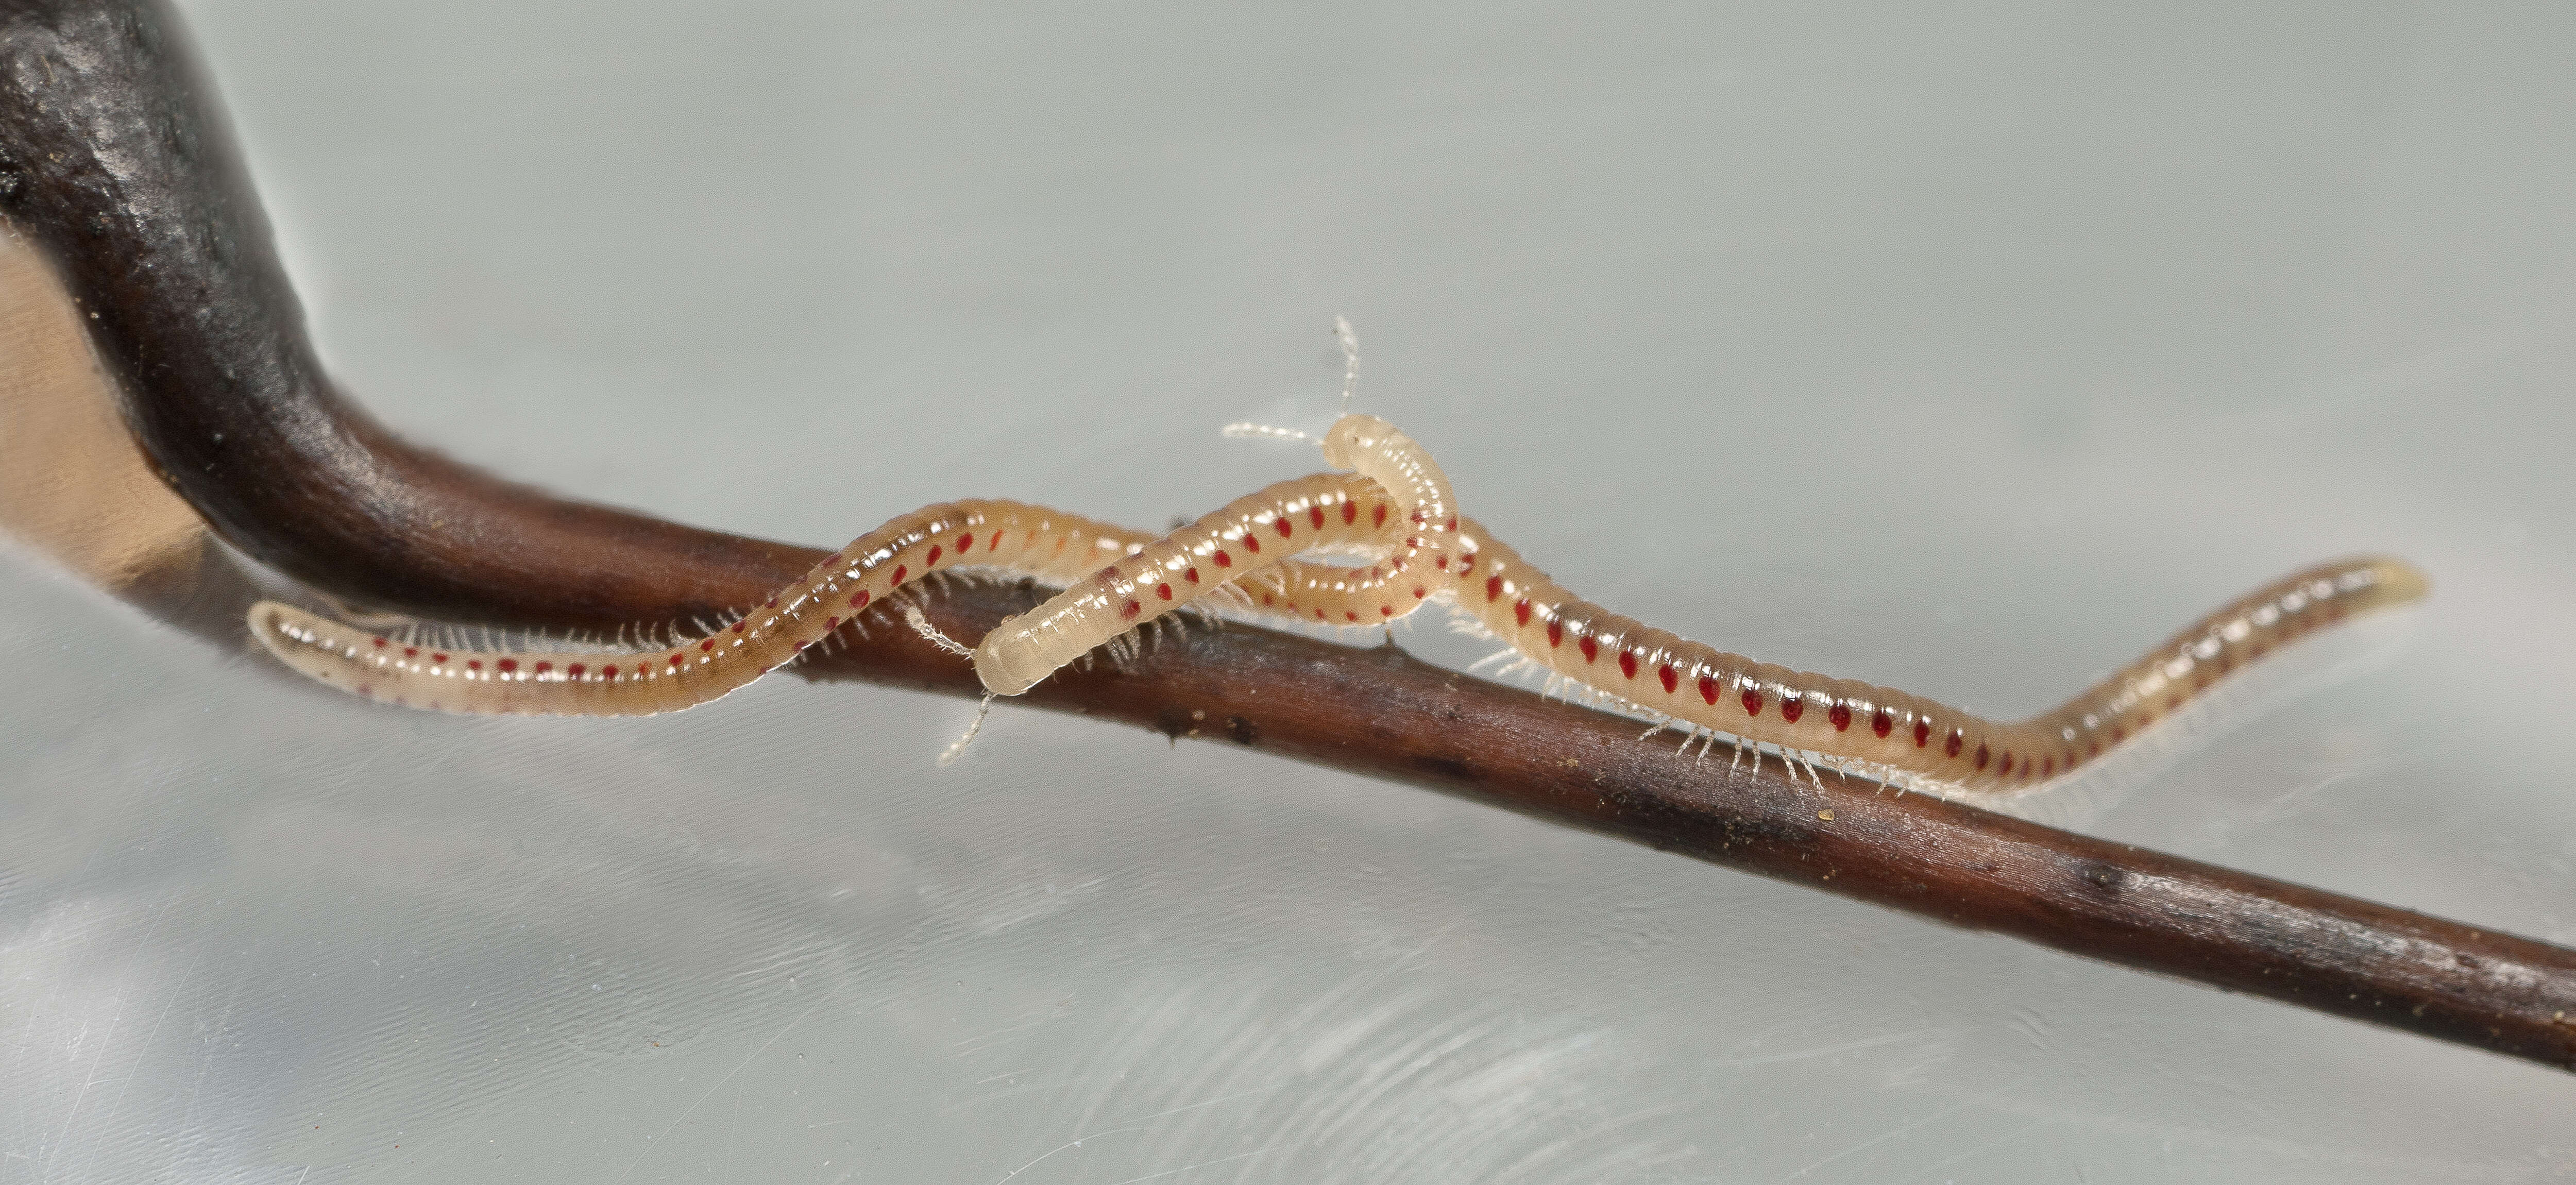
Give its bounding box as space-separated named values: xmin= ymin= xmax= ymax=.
xmin=1320 ymin=413 xmax=1401 ymax=469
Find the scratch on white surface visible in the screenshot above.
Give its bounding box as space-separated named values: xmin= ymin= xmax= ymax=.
xmin=988 ymin=1086 xmax=1301 ymax=1183
xmin=46 ymin=890 xmax=183 ymax=1177
xmin=1116 ymin=1085 xmax=1285 ymax=1126
xmin=82 ymin=915 xmax=212 ymax=1176
xmin=1894 ymin=1114 xmax=2059 ymax=1185
xmin=993 ymin=1125 xmax=1153 ymax=1184
xmin=951 ymin=998 xmax=1075 ymax=1057
xmin=725 ymin=940 xmax=836 ymax=983
xmin=1104 ymin=1143 xmax=1279 ymax=1184
xmin=1443 ymin=1030 xmax=1599 ymax=1105
xmin=974 ymin=877 xmax=1106 ymax=935
xmin=1719 ymin=1028 xmax=1944 ymax=1068
xmin=1783 ymin=1093 xmax=1985 ymax=1181
xmin=612 ymin=998 xmax=822 ymax=1184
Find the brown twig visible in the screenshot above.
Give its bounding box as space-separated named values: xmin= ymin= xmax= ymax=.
xmin=5 ymin=0 xmax=2572 ymax=1071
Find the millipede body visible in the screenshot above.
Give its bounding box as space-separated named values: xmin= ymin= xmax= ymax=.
xmin=251 ymin=410 xmax=2426 ymax=801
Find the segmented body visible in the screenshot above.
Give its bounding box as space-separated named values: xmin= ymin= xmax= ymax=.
xmin=251 ymin=480 xmax=1419 ymax=716
xmin=252 ymin=499 xmax=1156 ymax=715
xmin=1199 ymin=414 xmax=1467 ymax=630
xmin=971 ymin=473 xmax=1409 ymax=694
xmin=251 ymin=410 xmax=2428 ymax=800
xmin=1451 ymin=525 xmax=2423 ymax=794
xmin=969 ymin=413 xmax=2428 ymax=796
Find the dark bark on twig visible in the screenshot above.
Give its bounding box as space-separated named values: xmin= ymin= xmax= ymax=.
xmin=6 ymin=0 xmax=2572 ymax=1072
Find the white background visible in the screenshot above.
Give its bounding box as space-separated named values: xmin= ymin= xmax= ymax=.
xmin=6 ymin=2 xmax=2574 ymax=1180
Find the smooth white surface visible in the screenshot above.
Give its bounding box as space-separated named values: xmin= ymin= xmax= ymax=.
xmin=7 ymin=2 xmax=2575 ymax=1180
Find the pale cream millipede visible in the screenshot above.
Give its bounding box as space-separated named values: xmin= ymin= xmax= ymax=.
xmin=252 ymin=375 xmax=2426 ymax=798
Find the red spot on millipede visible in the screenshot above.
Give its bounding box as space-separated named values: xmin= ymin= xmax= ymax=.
xmin=1578 ymin=636 xmax=1599 ymax=663
xmin=1275 ymin=518 xmax=1293 ymax=538
xmin=595 ymin=664 xmax=612 ymax=678
xmin=432 ymin=653 xmax=448 ymax=664
xmin=731 ymin=621 xmax=744 ymax=633
xmin=1214 ymin=550 xmax=1232 ymax=568
xmin=1658 ymin=664 xmax=1677 ymax=694
xmin=957 ymin=533 xmax=973 ymax=551
xmin=1974 ymin=743 xmax=1990 ymax=770
xmin=1458 ymin=553 xmax=1474 ymax=573
xmin=1698 ymin=675 xmax=1719 ymax=704
xmin=467 ymin=659 xmax=482 ymax=671
xmin=1617 ymin=651 xmax=1637 ymax=679
xmin=1184 ymin=567 xmax=1199 ymax=584
xmin=765 ymin=599 xmax=777 ymax=609
xmin=1380 ymin=605 xmax=1393 ymax=617
xmin=669 ymin=654 xmax=684 ymax=668
xmin=1873 ymin=710 xmax=1893 ymax=738
xmin=1315 ymin=608 xmax=1327 ymax=620
xmin=1341 ymin=502 xmax=1357 ymax=524
xmin=404 ymin=647 xmax=419 ymax=658
xmin=825 ymin=616 xmax=839 ymax=630
xmin=989 ymin=530 xmax=1003 ymax=550
xmin=1740 ymin=687 xmax=1763 ymax=716
xmin=1997 ymin=751 xmax=2011 ymax=776
xmin=498 ymin=659 xmax=518 ymax=674
xmin=371 ymin=637 xmax=387 ymax=648
xmin=1347 ymin=611 xmax=1360 ymax=621
xmin=1261 ymin=594 xmax=1275 ymax=606
xmin=2016 ymin=756 xmax=2030 ymax=778
xmin=1514 ymin=598 xmax=1532 ymax=626
xmin=700 ymin=639 xmax=715 ymax=651
xmin=1945 ymin=729 xmax=1963 ymax=757
xmin=1486 ymin=575 xmax=1503 ymax=601
xmin=1121 ymin=600 xmax=1142 ymax=620
xmin=1546 ymin=620 xmax=1563 ymax=647
xmin=1309 ymin=505 xmax=1325 ymax=529
xmin=1411 ymin=510 xmax=1426 ymax=524
xmin=533 ymin=661 xmax=550 ymax=674
xmin=1780 ymin=696 xmax=1804 ymax=723
xmin=1445 ymin=517 xmax=1457 ymax=532
xmin=1911 ymin=719 xmax=1927 ymax=746
xmin=1156 ymin=583 xmax=1173 ymax=601
xmin=1412 ymin=586 xmax=1427 ymax=599
xmin=2042 ymin=756 xmax=2055 ymax=777
xmin=892 ymin=565 xmax=907 ymax=585
xmin=926 ymin=545 xmax=942 ymax=567
xmin=1243 ymin=534 xmax=1261 ymax=554
xmin=851 ymin=590 xmax=870 ymax=610
xmin=1829 ymin=703 xmax=1852 ymax=732
xmin=1435 ymin=555 xmax=1448 ymax=570
xmin=1372 ymin=504 xmax=1388 ymax=528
